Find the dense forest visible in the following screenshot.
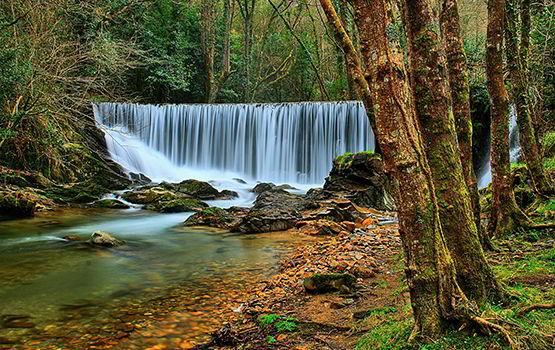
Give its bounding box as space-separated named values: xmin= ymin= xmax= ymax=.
xmin=0 ymin=0 xmax=554 ymax=349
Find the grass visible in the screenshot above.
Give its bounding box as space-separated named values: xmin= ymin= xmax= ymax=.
xmin=355 ymin=238 xmax=555 ymax=350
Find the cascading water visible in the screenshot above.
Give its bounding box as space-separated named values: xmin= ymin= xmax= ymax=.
xmin=477 ymin=105 xmax=521 ymax=188
xmin=93 ymin=101 xmax=374 ymax=185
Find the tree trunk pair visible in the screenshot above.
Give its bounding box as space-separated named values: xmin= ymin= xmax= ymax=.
xmin=321 ymin=0 xmax=502 ymax=341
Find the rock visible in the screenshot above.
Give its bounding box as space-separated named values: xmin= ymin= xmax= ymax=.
xmin=251 ymin=182 xmax=276 ymax=194
xmin=303 ymin=273 xmax=357 ymax=294
xmin=121 ymin=187 xmax=181 ymax=204
xmin=251 ymin=183 xmax=298 ymax=194
xmin=236 ymin=190 xmax=307 ymax=233
xmin=184 ymin=207 xmax=248 ymax=230
xmin=0 ymin=189 xmax=37 ymax=218
xmin=90 ymin=231 xmax=125 ymax=247
xmin=129 ymin=172 xmax=152 ymax=185
xmin=323 ymin=151 xmax=396 ymax=211
xmin=174 ymin=179 xmax=237 ymax=200
xmin=92 ymin=198 xmax=130 ymax=209
xmin=145 ymin=198 xmax=208 ymax=213
xmin=233 ymin=178 xmax=247 ymax=184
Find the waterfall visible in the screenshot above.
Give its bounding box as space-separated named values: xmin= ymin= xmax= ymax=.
xmin=477 ymin=105 xmax=520 ymax=188
xmin=93 ymin=101 xmax=374 ymax=185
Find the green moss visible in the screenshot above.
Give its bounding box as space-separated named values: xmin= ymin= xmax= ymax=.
xmin=542 ymin=131 xmax=555 ymax=158
xmin=146 ymin=198 xmax=208 ymax=213
xmin=334 ymin=150 xmax=377 ymax=166
xmin=92 ymin=198 xmax=129 ymax=209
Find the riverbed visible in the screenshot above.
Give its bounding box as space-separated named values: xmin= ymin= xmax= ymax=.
xmin=0 ymin=207 xmax=306 ymax=349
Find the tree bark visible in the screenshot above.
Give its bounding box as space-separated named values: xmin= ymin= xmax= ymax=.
xmin=505 ymin=0 xmax=554 ymax=196
xmin=200 ymin=0 xmax=233 ymax=103
xmin=319 ymin=0 xmax=375 ymax=130
xmin=439 ymin=0 xmax=488 ymax=249
xmin=348 ymin=0 xmax=472 ymax=340
xmin=402 ymin=0 xmax=503 ymax=303
xmin=486 ymin=0 xmax=529 ymax=237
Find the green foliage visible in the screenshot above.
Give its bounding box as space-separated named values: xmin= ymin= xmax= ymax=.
xmin=542 ymin=131 xmax=555 ymax=158
xmin=274 ymin=317 xmax=297 ymax=332
xmin=265 ymin=335 xmax=277 ymax=344
xmin=258 ymin=314 xmax=280 ymax=326
xmin=258 ymin=314 xmax=297 ymax=333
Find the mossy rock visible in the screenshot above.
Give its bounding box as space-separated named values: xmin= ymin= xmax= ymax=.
xmin=303 ymin=273 xmax=357 ymax=294
xmin=92 ymin=199 xmax=130 ymax=209
xmin=122 ymin=187 xmax=180 ymax=204
xmin=0 ymin=189 xmax=37 ymax=218
xmin=184 ymin=206 xmax=247 ymax=229
xmin=145 ymin=198 xmax=208 ymax=213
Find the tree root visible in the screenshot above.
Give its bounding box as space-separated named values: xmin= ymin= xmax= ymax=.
xmin=470 ymin=316 xmax=518 ymax=349
xmin=517 ymin=303 xmax=555 ymax=316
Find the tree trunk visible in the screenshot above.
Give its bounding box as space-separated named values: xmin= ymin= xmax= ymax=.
xmin=347 ymin=0 xmax=472 ymax=340
xmin=319 ymin=0 xmax=375 ymax=130
xmin=200 ymin=0 xmax=216 ymax=102
xmin=402 ymin=0 xmax=503 ymax=303
xmin=486 ymin=0 xmax=528 ymax=237
xmin=505 ymin=0 xmax=554 ymax=196
xmin=200 ymin=0 xmax=233 ymax=103
xmin=439 ymin=0 xmax=488 ymax=249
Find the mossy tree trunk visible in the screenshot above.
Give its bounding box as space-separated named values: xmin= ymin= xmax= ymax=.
xmin=319 ymin=0 xmax=375 ymax=131
xmin=402 ymin=0 xmax=503 ymax=303
xmin=486 ymin=0 xmax=529 ymax=237
xmin=439 ymin=0 xmax=488 ymax=249
xmin=505 ymin=0 xmax=554 ymax=196
xmin=200 ymin=0 xmax=233 ymax=103
xmin=348 ymin=0 xmax=472 ymax=340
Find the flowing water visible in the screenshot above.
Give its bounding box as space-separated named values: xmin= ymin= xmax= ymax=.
xmin=93 ymin=101 xmax=375 ymax=185
xmin=0 ymin=208 xmax=308 ymax=348
xmin=476 ymin=106 xmax=521 ymax=188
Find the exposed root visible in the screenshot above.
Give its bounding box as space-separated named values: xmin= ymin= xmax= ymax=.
xmin=517 ymin=303 xmax=555 ymax=316
xmin=526 ymin=222 xmax=555 ymax=230
xmin=470 ymin=316 xmax=518 ymax=349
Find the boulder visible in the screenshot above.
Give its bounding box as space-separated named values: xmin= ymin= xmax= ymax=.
xmin=184 ymin=207 xmax=248 ymax=230
xmin=251 ymin=182 xmax=276 ymax=194
xmin=0 ymin=189 xmax=37 ymax=218
xmin=322 ymin=151 xmax=395 ymax=211
xmin=303 ymin=273 xmax=357 ymax=294
xmin=129 ymin=172 xmax=152 ymax=186
xmin=236 ymin=190 xmax=307 ymax=233
xmin=173 ymin=179 xmax=238 ymax=200
xmin=145 ymin=198 xmax=208 ymax=213
xmin=90 ymin=231 xmax=125 ymax=247
xmin=121 ymin=187 xmax=181 ymax=204
xmin=92 ymin=199 xmax=130 ymax=209
xmin=251 ymin=182 xmax=298 ymax=194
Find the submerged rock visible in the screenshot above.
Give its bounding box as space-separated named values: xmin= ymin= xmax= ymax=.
xmin=92 ymin=198 xmax=130 ymax=209
xmin=90 ymin=231 xmax=125 ymax=247
xmin=303 ymin=273 xmax=357 ymax=294
xmin=322 ymin=151 xmax=396 ymax=211
xmin=145 ymin=198 xmax=208 ymax=213
xmin=236 ymin=189 xmax=307 ymax=233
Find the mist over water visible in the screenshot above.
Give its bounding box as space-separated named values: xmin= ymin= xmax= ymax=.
xmin=93 ymin=101 xmax=375 ymax=185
